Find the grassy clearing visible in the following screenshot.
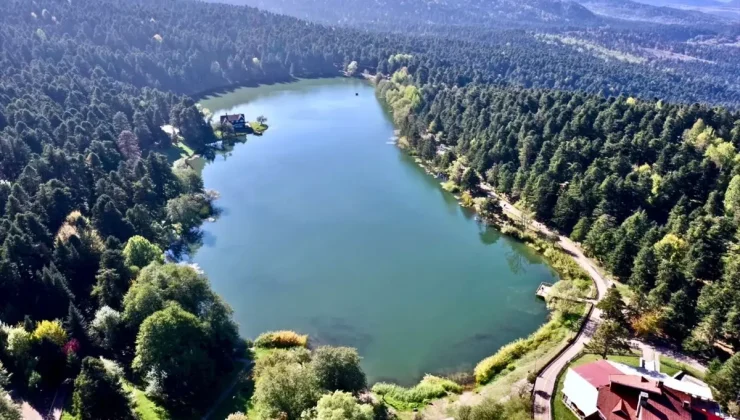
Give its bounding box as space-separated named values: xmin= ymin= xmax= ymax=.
xmin=553 ymin=351 xmax=641 ymax=420
xmin=372 ymin=375 xmax=462 ymax=410
xmin=123 ymin=382 xmax=171 ymax=420
xmin=538 ymin=34 xmax=646 ymax=64
xmin=474 ymin=305 xmax=586 ymax=385
xmin=61 ymin=380 xmax=170 ymax=420
xmin=163 ymin=141 xmax=195 ymax=164
xmin=660 ymin=356 xmax=705 ymax=380
xmin=249 ymin=121 xmax=268 ymax=134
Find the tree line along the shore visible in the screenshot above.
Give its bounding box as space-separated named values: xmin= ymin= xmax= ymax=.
xmin=3 ymin=0 xmax=740 ymax=417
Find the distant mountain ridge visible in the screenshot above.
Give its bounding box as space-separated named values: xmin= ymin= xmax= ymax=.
xmin=205 ymin=0 xmax=602 ymax=29
xmin=577 ymin=0 xmax=727 ymax=24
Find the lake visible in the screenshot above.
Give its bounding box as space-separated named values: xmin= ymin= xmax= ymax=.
xmin=196 ymin=78 xmax=557 ymax=385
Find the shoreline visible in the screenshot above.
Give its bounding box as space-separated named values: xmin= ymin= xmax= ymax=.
xmin=185 ymin=79 xmax=595 ymax=415
xmin=378 ymin=83 xmax=608 ymax=415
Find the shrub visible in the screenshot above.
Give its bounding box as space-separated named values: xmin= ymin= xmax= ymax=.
xmin=253 ymin=363 xmax=321 ymax=420
xmin=310 ymin=346 xmax=367 ymax=394
xmin=0 ymin=390 xmax=21 ymax=420
xmin=254 ymin=348 xmax=311 ymax=378
xmin=474 ymin=339 xmax=529 ymax=384
xmin=90 ymin=306 xmax=123 ymax=350
xmin=444 ymin=371 xmax=475 ymax=386
xmin=254 ymin=330 xmax=308 ymax=349
xmin=441 ymin=181 xmax=460 ymax=193
xmin=473 ymin=315 xmax=572 ymax=385
xmin=371 ymin=375 xmax=461 ymax=409
xmin=315 ymin=391 xmax=373 ymax=420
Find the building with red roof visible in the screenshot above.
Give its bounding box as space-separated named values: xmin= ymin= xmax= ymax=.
xmin=561 ymin=360 xmax=723 ymax=420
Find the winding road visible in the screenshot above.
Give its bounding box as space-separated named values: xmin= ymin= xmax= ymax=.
xmin=530 ymin=234 xmax=608 ymax=420
xmin=481 ymin=186 xmax=611 ymax=420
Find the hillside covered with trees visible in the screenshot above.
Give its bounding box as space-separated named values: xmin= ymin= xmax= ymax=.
xmin=3 ymin=0 xmax=740 ymax=417
xmin=380 ymin=64 xmax=740 ymax=413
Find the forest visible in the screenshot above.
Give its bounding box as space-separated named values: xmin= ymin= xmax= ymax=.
xmin=2 ymin=0 xmax=740 ymax=417
xmin=381 ymin=63 xmax=740 ymax=413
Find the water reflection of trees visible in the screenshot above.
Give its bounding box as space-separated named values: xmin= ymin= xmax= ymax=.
xmin=477 ymin=222 xmax=501 ymax=245
xmin=506 ymin=249 xmax=527 ymax=275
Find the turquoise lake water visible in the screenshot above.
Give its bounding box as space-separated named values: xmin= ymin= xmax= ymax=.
xmin=196 ymin=78 xmax=556 ymax=385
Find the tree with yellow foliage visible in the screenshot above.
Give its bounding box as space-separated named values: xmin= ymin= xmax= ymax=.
xmin=33 ymin=320 xmax=68 ymax=347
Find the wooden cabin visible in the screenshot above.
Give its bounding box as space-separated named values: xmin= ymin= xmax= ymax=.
xmin=220 ymin=114 xmax=247 ymax=132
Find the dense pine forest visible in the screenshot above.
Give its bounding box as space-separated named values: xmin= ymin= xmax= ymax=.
xmin=391 ymin=75 xmax=740 ymax=345
xmin=381 ymin=65 xmax=740 ymax=411
xmin=2 ymin=0 xmax=740 ymax=417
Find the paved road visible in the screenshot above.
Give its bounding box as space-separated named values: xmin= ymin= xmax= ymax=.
xmin=531 ymin=235 xmax=609 ymax=420
xmin=630 ymin=340 xmax=707 ymax=375
xmin=479 ymin=185 xmax=611 ymax=420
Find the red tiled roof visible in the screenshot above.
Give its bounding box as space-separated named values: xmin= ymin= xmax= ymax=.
xmin=612 ymin=399 xmax=628 ymax=415
xmin=220 ymin=114 xmax=244 ymax=122
xmin=596 ymin=379 xmax=694 ymax=420
xmin=572 ymin=359 xmax=625 ymax=388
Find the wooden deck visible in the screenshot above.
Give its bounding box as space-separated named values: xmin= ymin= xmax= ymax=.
xmin=536 ymin=282 xmax=553 ymax=299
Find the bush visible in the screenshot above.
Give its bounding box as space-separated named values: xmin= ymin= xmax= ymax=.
xmin=441 ymin=181 xmax=460 ymax=193
xmin=254 ymin=331 xmax=308 ymax=349
xmin=310 ymin=346 xmax=367 ymax=394
xmin=253 ymin=363 xmax=321 ymax=420
xmin=315 ymin=391 xmax=374 ymax=420
xmin=474 ymin=320 xmax=568 ymax=384
xmin=371 ymin=375 xmax=461 ymax=409
xmin=5 ymin=325 xmax=33 ymax=359
xmin=254 ymin=348 xmax=311 ymax=378
xmin=474 ymin=339 xmax=529 ymax=384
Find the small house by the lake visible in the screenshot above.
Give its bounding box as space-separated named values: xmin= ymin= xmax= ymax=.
xmin=220 ymin=114 xmax=247 ymax=131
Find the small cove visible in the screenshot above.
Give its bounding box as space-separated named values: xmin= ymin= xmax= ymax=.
xmin=194 ymin=78 xmax=558 ymax=385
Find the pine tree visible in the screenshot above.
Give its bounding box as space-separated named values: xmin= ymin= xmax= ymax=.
xmin=73 ymin=357 xmax=135 ymax=420
xmin=65 ymin=303 xmax=90 ymax=352
xmin=597 ymin=288 xmax=627 ymax=326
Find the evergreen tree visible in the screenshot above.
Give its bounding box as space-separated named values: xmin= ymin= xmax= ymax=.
xmin=72 ymin=357 xmax=135 ymax=420
xmin=597 ymin=288 xmax=627 ymax=327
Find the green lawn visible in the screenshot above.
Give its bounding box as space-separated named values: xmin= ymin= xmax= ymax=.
xmin=660 ymin=356 xmax=705 ymax=380
xmin=553 ymin=351 xmax=641 ymax=420
xmin=163 ymin=141 xmax=195 ymax=164
xmin=123 ymin=382 xmax=171 ymax=420
xmin=61 ymin=381 xmax=170 ymax=420
xmin=249 ymin=121 xmax=268 ymax=134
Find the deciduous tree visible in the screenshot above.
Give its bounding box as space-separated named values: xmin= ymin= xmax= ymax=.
xmin=586 ymin=320 xmax=631 ymax=359
xmin=310 ymin=346 xmax=367 ymax=394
